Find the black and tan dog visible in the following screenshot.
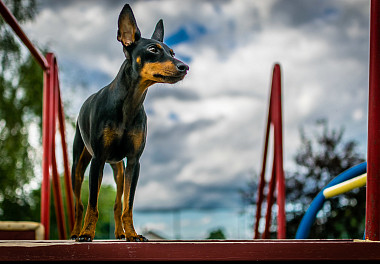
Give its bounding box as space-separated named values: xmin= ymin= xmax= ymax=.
xmin=70 ymin=4 xmax=189 ymax=242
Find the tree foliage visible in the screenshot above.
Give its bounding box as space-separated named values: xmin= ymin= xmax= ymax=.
xmin=286 ymin=119 xmax=365 ymax=239
xmin=206 ymin=227 xmax=226 ymax=239
xmin=0 ymin=0 xmax=43 ymax=220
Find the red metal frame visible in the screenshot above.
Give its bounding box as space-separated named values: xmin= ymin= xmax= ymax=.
xmin=1 ymin=0 xmax=380 ymax=252
xmin=366 ymin=0 xmax=380 ymax=241
xmin=0 ymin=1 xmax=74 ymax=239
xmin=254 ymin=64 xmax=286 ymax=239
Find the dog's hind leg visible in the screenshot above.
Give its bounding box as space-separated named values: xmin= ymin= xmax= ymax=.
xmin=111 ymin=161 xmax=125 ymax=239
xmin=70 ymin=124 xmax=92 ymax=239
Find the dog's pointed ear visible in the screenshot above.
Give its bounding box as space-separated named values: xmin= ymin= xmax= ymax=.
xmin=151 ymin=19 xmax=164 ymax=42
xmin=117 ymin=4 xmax=141 ymax=46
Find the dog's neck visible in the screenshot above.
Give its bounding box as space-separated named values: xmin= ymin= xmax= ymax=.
xmin=112 ymin=60 xmax=152 ymax=125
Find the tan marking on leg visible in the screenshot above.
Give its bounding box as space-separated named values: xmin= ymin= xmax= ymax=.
xmin=113 ymin=161 xmax=125 ymax=239
xmin=129 ymin=130 xmax=145 ymax=152
xmin=78 ymin=163 xmax=103 ymax=241
xmin=122 ymin=165 xmax=138 ymax=241
xmin=121 ymin=161 xmax=147 ymax=242
xmin=70 ymin=147 xmax=91 ymax=238
xmin=122 ymin=209 xmax=137 ymax=241
xmin=79 ymin=206 xmax=99 ymax=241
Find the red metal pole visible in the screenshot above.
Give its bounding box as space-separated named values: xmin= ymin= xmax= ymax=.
xmin=366 ymin=0 xmax=380 ymax=241
xmin=0 ymin=1 xmax=49 ymax=70
xmin=55 ymin=60 xmax=72 ymax=235
xmin=254 ymin=64 xmax=286 ymax=239
xmin=262 ymin=156 xmax=276 ymax=239
xmin=57 ymin=84 xmax=74 ymax=231
xmin=272 ymin=64 xmax=286 ymax=239
xmin=254 ymin=97 xmax=272 ymax=239
xmin=41 ymin=54 xmax=53 ymax=239
xmin=50 ymin=59 xmax=67 ymax=239
xmin=52 ymin=153 xmax=67 ymax=239
xmin=47 ymin=54 xmax=55 ymax=234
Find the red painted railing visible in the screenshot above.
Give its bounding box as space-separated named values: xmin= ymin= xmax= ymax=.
xmin=254 ymin=64 xmax=286 ymax=239
xmin=366 ymin=0 xmax=380 ymax=241
xmin=0 ymin=1 xmax=74 ymax=240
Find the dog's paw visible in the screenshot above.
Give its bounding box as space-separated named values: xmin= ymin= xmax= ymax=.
xmin=115 ymin=234 xmax=125 ymax=240
xmin=126 ymin=234 xmax=148 ymax=242
xmin=76 ymin=235 xmax=93 ymax=242
xmin=70 ymin=235 xmax=78 ymax=240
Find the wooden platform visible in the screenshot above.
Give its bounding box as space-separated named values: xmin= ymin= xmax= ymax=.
xmin=1 ymin=239 xmax=380 ymax=261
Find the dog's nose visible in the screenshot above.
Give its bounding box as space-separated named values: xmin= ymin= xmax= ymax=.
xmin=176 ymin=62 xmax=189 ymax=73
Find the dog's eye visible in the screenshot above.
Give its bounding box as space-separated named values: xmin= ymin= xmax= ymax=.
xmin=148 ymin=46 xmax=159 ymax=54
xmin=170 ymin=49 xmax=175 ymax=57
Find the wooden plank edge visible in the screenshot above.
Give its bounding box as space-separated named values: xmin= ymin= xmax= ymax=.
xmin=1 ymin=239 xmax=380 ymax=261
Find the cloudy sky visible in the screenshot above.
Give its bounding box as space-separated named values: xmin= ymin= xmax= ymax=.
xmin=22 ymin=0 xmax=370 ymax=239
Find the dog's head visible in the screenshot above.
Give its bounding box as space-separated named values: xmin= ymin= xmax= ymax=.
xmin=117 ymin=4 xmax=189 ymax=85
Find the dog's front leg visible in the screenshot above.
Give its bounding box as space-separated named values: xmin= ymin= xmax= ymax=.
xmin=111 ymin=161 xmax=125 ymax=239
xmin=122 ymin=158 xmax=147 ymax=242
xmin=78 ymin=156 xmax=105 ymax=242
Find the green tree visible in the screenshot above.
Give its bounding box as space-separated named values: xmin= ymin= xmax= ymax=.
xmin=286 ymin=119 xmax=365 ymax=239
xmin=0 ymin=0 xmax=43 ymax=222
xmin=206 ymin=227 xmax=226 ymax=239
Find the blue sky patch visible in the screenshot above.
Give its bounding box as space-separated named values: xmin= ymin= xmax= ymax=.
xmin=166 ymin=27 xmax=190 ymax=46
xmin=323 ymin=7 xmax=339 ymax=19
xmin=166 ymin=23 xmax=207 ymax=46
xmin=168 ymin=112 xmax=180 ymax=122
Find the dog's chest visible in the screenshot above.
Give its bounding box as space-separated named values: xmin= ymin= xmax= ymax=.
xmin=103 ymin=121 xmax=146 ymax=162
